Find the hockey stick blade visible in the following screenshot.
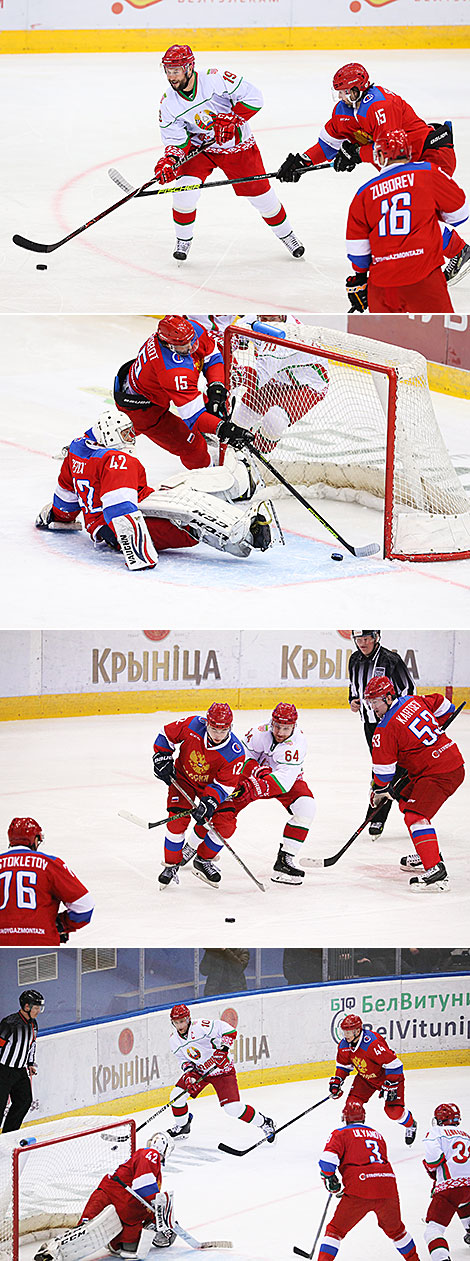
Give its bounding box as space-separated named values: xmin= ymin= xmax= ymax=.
xmin=12 ymin=234 xmax=58 ymax=254
xmin=118 ymin=810 xmax=151 ymax=829
xmin=293 ymin=1248 xmax=312 ymax=1258
xmin=353 ymin=542 xmax=381 ymax=557
xmin=108 ymin=167 xmax=135 ymax=194
xmin=218 ymin=1096 xmax=330 ymax=1155
xmin=199 ymin=1244 xmax=233 ymax=1250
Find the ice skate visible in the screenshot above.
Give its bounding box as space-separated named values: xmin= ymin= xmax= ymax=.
xmin=193 ymin=856 xmax=221 ymax=886
xmin=405 ymin=1119 xmax=418 ymax=1146
xmin=271 ymin=846 xmax=304 ymax=885
xmin=369 ymin=818 xmax=385 ymax=838
xmin=409 ymin=861 xmax=449 ymax=891
xmin=158 ymin=865 xmax=180 ymax=889
xmin=444 ymin=243 xmax=470 ymax=286
xmin=167 ymin=1112 xmax=193 ymax=1140
xmin=180 ymin=842 xmax=196 ymax=865
xmin=400 ymin=853 xmax=423 ymax=870
xmin=260 ymin=1115 xmax=276 ymax=1143
xmin=280 ymin=230 xmax=305 ymax=258
xmin=173 ymin=238 xmax=192 ymax=262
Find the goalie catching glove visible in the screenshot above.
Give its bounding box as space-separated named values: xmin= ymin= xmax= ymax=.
xmin=321 ymin=1172 xmax=343 ymax=1197
xmin=346 ymin=273 xmax=368 ymax=313
xmin=277 ymin=152 xmax=312 ymax=183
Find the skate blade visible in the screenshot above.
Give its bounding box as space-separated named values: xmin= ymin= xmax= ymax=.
xmin=270 ymin=873 xmax=303 ymax=885
xmin=192 ymin=869 xmax=220 ymax=890
xmin=409 ymin=878 xmax=450 ymax=892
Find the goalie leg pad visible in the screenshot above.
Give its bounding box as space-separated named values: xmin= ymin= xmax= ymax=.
xmin=140 ymin=486 xmax=254 ymax=554
xmin=36 ymin=1206 xmax=122 ymax=1261
xmin=153 ymin=1191 xmax=176 ymax=1248
xmin=112 ymin=511 xmax=158 ymax=570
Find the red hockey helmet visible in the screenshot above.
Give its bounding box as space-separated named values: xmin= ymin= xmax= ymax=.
xmin=434 ymin=1103 xmax=460 ymax=1126
xmin=8 ymin=818 xmax=43 ymax=849
xmin=157 ymin=317 xmax=199 ymax=353
xmin=162 ymin=45 xmax=195 ymax=74
xmin=364 ymin=676 xmax=395 ymax=702
xmin=170 ymin=1004 xmax=191 ymax=1024
xmin=206 ymin=702 xmax=233 ymax=729
xmin=340 ymin=1014 xmax=363 ymax=1034
xmin=374 ymin=130 xmax=410 ymax=163
xmin=272 ymin=702 xmax=298 ymax=726
xmin=333 ymin=63 xmax=370 ymax=94
xmin=342 ymin=1098 xmax=366 ymax=1124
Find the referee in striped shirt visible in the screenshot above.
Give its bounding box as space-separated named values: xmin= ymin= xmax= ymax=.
xmin=0 ymin=990 xmax=44 ymax=1132
xmin=349 ymin=631 xmax=415 ymax=837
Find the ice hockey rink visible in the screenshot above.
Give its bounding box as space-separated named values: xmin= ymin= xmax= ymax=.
xmin=2 ymin=50 xmax=470 ymax=314
xmin=17 ymin=1067 xmax=470 ymax=1261
xmin=2 ymin=314 xmax=470 ymax=627
xmin=1 ymin=705 xmax=469 ymax=946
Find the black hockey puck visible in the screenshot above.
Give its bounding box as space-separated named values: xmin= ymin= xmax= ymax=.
xmin=36 ymin=264 xmax=48 ymax=270
xmin=331 ymin=552 xmax=343 ymax=561
xmin=225 ymin=917 xmax=235 ymax=922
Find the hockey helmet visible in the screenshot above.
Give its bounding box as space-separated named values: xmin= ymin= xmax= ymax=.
xmin=8 ymin=818 xmax=43 ymax=849
xmin=162 ymin=45 xmax=195 ymax=74
xmin=90 ymin=408 xmax=136 ymax=450
xmin=374 ymin=130 xmax=411 ymax=165
xmin=364 ymin=676 xmax=395 ymax=702
xmin=434 ymin=1103 xmax=461 ymax=1126
xmin=206 ymin=702 xmax=233 ymax=730
xmin=342 ymin=1098 xmax=366 ymax=1124
xmin=19 ymin=990 xmax=45 ymax=1012
xmin=272 ymin=702 xmax=298 ymax=727
xmin=157 ymin=317 xmax=199 ymax=354
xmin=170 ymin=1004 xmax=191 ymax=1025
xmin=148 ymin=1132 xmax=175 ymax=1163
xmin=333 ymin=63 xmax=370 ymax=95
xmin=340 ymin=1014 xmax=363 ymax=1035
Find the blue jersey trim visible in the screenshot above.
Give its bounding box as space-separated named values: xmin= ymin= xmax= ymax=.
xmin=103 ymin=500 xmax=137 ymax=524
xmin=356 ymin=85 xmax=385 ymax=117
xmin=375 ymin=696 xmax=411 ymax=731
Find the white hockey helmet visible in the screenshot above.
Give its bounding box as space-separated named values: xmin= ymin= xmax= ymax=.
xmin=148 ymin=1132 xmax=175 ymax=1163
xmin=90 ymin=407 xmax=136 ymax=450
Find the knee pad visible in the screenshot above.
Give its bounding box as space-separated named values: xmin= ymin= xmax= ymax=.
xmin=289 ymin=797 xmax=316 ymax=829
xmin=223 ymin=1101 xmax=244 ymax=1119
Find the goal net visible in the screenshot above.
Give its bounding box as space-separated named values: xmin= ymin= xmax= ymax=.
xmin=224 ymin=322 xmax=470 ymax=562
xmin=0 ymin=1115 xmax=135 ymax=1261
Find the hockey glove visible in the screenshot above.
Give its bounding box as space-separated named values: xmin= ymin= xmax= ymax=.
xmin=321 ymin=1172 xmax=343 ymax=1197
xmin=210 ymin=112 xmax=239 ymax=145
xmin=383 ymin=1077 xmax=400 ymax=1103
xmin=181 ymin=1070 xmax=203 ymax=1096
xmin=249 ymin=512 xmax=272 ymax=552
xmin=206 ymin=381 xmax=229 ymax=419
xmin=370 ymin=786 xmax=393 ymax=808
xmin=154 ymin=148 xmax=182 ymax=185
xmin=211 ymin=1047 xmax=230 ymax=1068
xmin=153 ymin=749 xmax=175 ymax=786
xmin=192 ymin=794 xmax=219 ymax=825
xmin=346 ymin=273 xmax=368 ymax=314
xmin=423 ymin=1159 xmax=437 ymax=1181
xmin=233 ymin=767 xmax=274 ymax=807
xmin=422 ymin=121 xmax=453 ymax=153
xmin=333 ymin=139 xmax=361 ymax=172
xmin=277 ymin=152 xmax=312 ymax=183
xmin=56 ymin=913 xmax=70 ymax=944
xmin=216 ymin=418 xmax=251 ymax=450
xmin=328 ymin=1076 xmax=344 ymax=1098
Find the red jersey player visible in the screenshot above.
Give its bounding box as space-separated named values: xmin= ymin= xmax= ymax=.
xmin=364 ymin=676 xmax=465 ymax=891
xmin=156 ymin=45 xmax=304 ymax=262
xmin=0 ymin=818 xmax=94 ymax=947
xmin=167 ymin=1004 xmax=275 ymax=1143
xmin=422 ymin=1102 xmax=470 ymax=1261
xmin=35 ymin=1133 xmax=175 ymax=1260
xmin=206 ymin=702 xmax=316 ymax=886
xmin=330 ymin=1013 xmax=417 ymax=1145
xmin=152 ymin=703 xmax=246 ymax=889
xmin=277 ymin=61 xmax=470 ymax=287
xmin=345 ymin=130 xmax=468 ymax=313
xmin=36 ymin=407 xmax=273 ymax=570
xmin=114 ymin=316 xmax=259 ymax=502
xmin=317 ymin=1097 xmax=422 ymax=1261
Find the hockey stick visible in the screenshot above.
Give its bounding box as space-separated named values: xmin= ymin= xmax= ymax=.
xmin=100 ymin=1092 xmax=191 ymax=1145
xmin=113 ymin=1178 xmax=232 ymax=1249
xmin=108 ymin=161 xmax=331 ymax=198
xmin=218 ymin=1095 xmax=330 ymax=1156
xmin=239 ymin=439 xmax=380 ymax=558
xmin=304 ymin=699 xmax=466 ymax=869
xmin=118 ymin=808 xmax=189 ymax=830
xmin=293 ymin=1193 xmax=333 ymax=1259
xmin=170 ymin=777 xmax=265 ymax=894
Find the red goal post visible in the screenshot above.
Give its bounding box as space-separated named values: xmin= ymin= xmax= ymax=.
xmin=0 ymin=1116 xmax=135 ymax=1261
xmin=223 ymin=321 xmax=470 ymax=562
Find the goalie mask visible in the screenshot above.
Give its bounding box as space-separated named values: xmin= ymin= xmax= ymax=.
xmin=148 ymin=1132 xmax=175 ymax=1163
xmin=89 ymin=408 xmax=136 ymax=451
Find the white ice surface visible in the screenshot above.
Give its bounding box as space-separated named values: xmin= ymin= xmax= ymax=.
xmin=1 ymin=706 xmax=469 ymax=947
xmin=20 ymin=1067 xmax=470 ymax=1261
xmin=2 ymin=314 xmax=470 ymax=627
xmin=3 ymin=51 xmax=470 ymax=314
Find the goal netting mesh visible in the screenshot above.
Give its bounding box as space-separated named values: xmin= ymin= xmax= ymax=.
xmin=0 ymin=1115 xmax=135 ymax=1261
xmin=224 ymin=322 xmax=470 ymax=561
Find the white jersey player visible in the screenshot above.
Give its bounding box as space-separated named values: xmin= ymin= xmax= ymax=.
xmin=155 ymin=45 xmax=304 ymax=263
xmin=423 ymin=1103 xmax=470 ymax=1259
xmin=166 ymin=1004 xmax=275 ymax=1143
xmin=206 ymin=702 xmax=316 ymax=885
